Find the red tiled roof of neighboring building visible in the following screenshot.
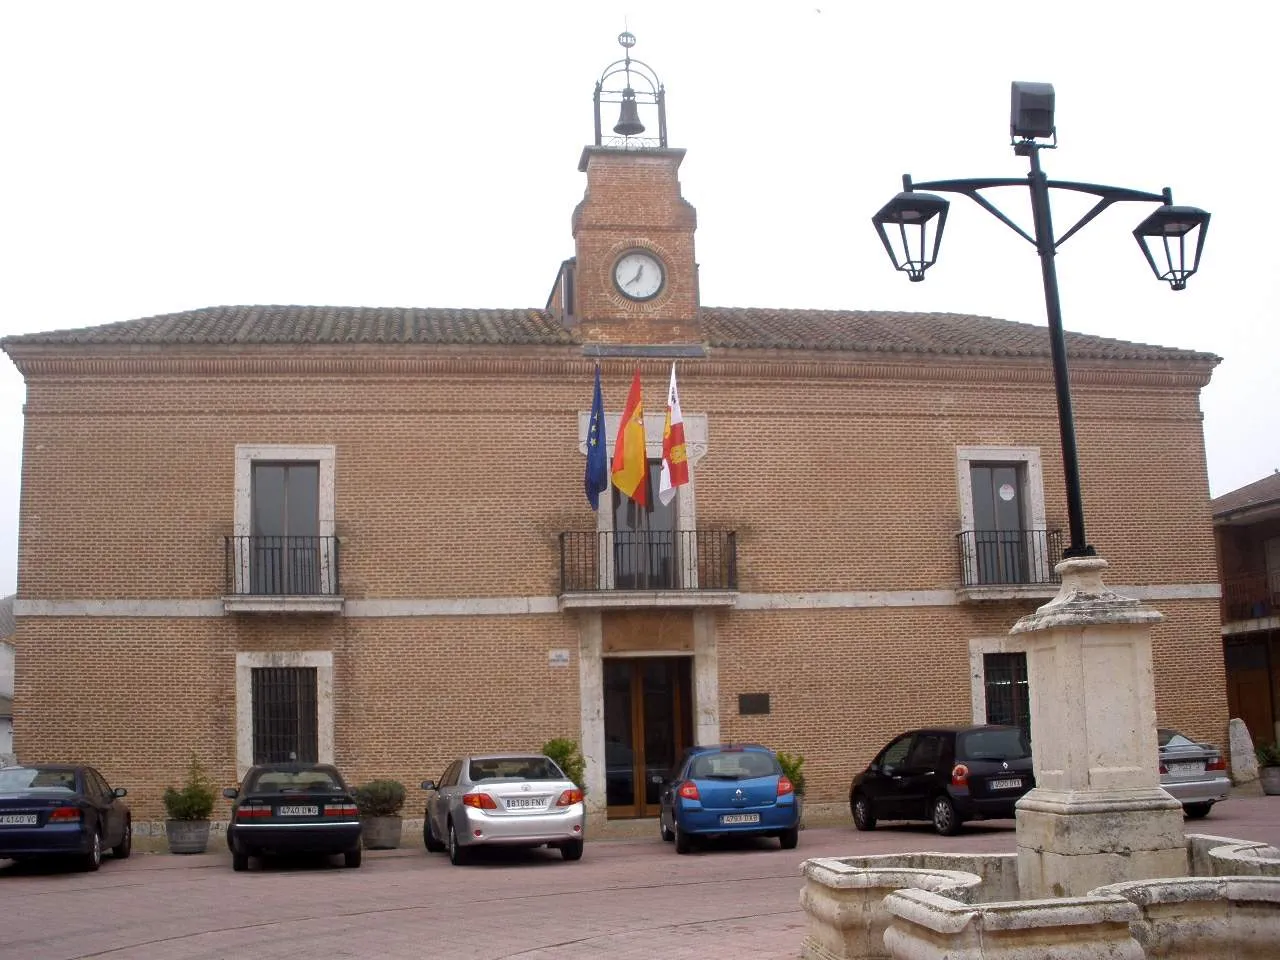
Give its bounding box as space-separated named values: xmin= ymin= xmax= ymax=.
xmin=0 ymin=304 xmax=1220 ymax=364
xmin=1212 ymin=471 xmax=1280 ymax=518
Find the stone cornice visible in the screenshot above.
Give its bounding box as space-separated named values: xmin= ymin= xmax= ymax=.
xmin=5 ymin=346 xmax=1216 ymax=389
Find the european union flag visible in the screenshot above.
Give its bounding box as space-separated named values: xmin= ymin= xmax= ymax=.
xmin=584 ymin=365 xmax=609 ymax=510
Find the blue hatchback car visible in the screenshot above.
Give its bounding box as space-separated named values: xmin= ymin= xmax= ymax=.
xmin=657 ymin=744 xmax=800 ymax=854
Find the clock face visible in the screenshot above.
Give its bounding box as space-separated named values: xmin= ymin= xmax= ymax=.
xmin=613 ymin=251 xmax=665 ymax=301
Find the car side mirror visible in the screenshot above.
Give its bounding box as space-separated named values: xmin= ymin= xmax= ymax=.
xmin=113 ymin=787 xmax=128 ymax=798
xmin=420 ymin=780 xmax=437 ymax=791
xmin=222 ymin=787 xmax=239 ymax=799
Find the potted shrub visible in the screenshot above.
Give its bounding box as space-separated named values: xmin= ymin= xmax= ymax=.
xmin=1258 ymin=742 xmax=1280 ymax=796
xmin=163 ymin=754 xmax=217 ymax=854
xmin=354 ymin=779 xmax=406 ymax=849
xmin=542 ymin=737 xmax=585 ymax=789
xmin=777 ymin=751 xmax=806 ymax=825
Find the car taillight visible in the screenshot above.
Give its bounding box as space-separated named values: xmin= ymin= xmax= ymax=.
xmin=48 ymin=806 xmax=81 ymax=823
xmin=462 ymin=792 xmax=498 ymax=810
xmin=555 ymin=788 xmax=583 ymax=807
xmin=323 ymin=803 xmax=358 ymax=816
xmin=1158 ymin=763 xmax=1168 ymax=775
xmin=677 ymin=781 xmax=700 ymax=801
xmin=777 ymin=776 xmax=794 ymax=797
xmin=1206 ymin=756 xmax=1226 ymax=772
xmin=236 ymin=804 xmax=272 ymax=820
xmin=951 ymin=764 xmax=970 ymax=787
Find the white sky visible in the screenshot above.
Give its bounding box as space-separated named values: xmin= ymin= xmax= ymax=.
xmin=1 ymin=1 xmax=1275 ymax=595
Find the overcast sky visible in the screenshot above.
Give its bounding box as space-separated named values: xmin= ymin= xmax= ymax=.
xmin=0 ymin=1 xmax=1275 ymax=595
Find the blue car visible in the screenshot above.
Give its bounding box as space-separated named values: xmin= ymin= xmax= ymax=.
xmin=657 ymin=744 xmax=800 ymax=854
xmin=0 ymin=764 xmax=132 ymax=871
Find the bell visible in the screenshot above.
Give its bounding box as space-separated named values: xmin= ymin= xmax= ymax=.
xmin=613 ymin=87 xmax=645 ymax=136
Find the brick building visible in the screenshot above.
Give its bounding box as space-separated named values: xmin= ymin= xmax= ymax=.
xmin=1214 ymin=471 xmax=1280 ymax=749
xmin=0 ymin=48 xmax=1225 ymax=827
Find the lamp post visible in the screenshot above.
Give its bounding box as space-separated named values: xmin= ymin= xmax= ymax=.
xmin=873 ymin=82 xmax=1209 ymax=559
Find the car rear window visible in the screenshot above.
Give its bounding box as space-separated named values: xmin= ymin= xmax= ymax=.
xmin=469 ymin=757 xmax=564 ymax=782
xmin=957 ymin=728 xmax=1031 ymax=761
xmin=688 ymin=750 xmax=780 ymax=780
xmin=246 ymin=769 xmax=344 ymax=793
xmin=0 ymin=767 xmax=77 ymax=792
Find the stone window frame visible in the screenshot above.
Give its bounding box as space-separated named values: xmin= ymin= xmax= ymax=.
xmin=232 ymin=444 xmax=337 ymax=596
xmin=577 ymin=411 xmax=708 ymax=589
xmin=955 ymin=445 xmax=1050 ymax=584
xmin=235 ymin=651 xmax=334 ymax=780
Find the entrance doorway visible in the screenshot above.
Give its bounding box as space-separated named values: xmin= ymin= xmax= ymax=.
xmin=603 ymin=657 xmax=693 ymax=819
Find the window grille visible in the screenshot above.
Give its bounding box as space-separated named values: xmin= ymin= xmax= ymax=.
xmin=251 ymin=667 xmax=319 ymax=764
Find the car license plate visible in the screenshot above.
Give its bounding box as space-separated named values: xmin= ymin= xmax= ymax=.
xmin=0 ymin=814 xmax=38 ymax=826
xmin=720 ymin=813 xmax=760 ymax=825
xmin=989 ymin=778 xmax=1023 ymax=791
xmin=505 ymin=797 xmax=543 ymax=810
xmin=277 ymin=805 xmax=319 ymax=816
xmin=1168 ymin=762 xmax=1204 ymax=775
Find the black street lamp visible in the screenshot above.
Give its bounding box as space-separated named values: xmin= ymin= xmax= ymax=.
xmin=873 ymin=82 xmax=1210 ymax=559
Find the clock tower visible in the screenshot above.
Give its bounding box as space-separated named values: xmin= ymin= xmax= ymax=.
xmin=548 ymin=34 xmax=702 ymax=346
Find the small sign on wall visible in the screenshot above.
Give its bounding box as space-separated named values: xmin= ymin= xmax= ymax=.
xmin=548 ymin=649 xmax=571 ymax=667
xmin=738 ymin=693 xmax=770 ymax=715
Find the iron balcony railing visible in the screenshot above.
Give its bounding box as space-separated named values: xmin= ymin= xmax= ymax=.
xmin=224 ymin=535 xmax=341 ymax=597
xmin=1221 ymin=572 xmax=1280 ymax=621
xmin=956 ymin=528 xmax=1063 ymax=588
xmin=560 ymin=530 xmax=737 ymax=593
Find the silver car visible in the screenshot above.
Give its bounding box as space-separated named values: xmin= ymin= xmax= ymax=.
xmin=421 ymin=753 xmax=585 ymax=865
xmin=1159 ymin=727 xmax=1230 ymax=818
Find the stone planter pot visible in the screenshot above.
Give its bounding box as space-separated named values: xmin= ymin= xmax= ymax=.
xmin=361 ymin=815 xmax=403 ymax=849
xmin=1261 ymin=766 xmax=1280 ymax=796
xmin=166 ymin=819 xmax=211 ymax=854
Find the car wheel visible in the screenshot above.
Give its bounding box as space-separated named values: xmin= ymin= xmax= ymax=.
xmin=931 ymin=795 xmax=961 ymax=836
xmin=1183 ymin=801 xmax=1213 ymax=820
xmin=674 ymin=823 xmax=693 ymax=855
xmin=112 ymin=817 xmax=132 ymax=859
xmin=424 ymin=815 xmax=446 ymax=852
xmin=344 ymin=845 xmax=363 ymax=868
xmin=447 ymin=821 xmax=469 ymax=866
xmin=232 ymin=850 xmax=250 ymax=872
xmin=82 ymin=828 xmax=102 ymax=872
xmin=778 ymin=827 xmax=799 ymax=850
xmin=659 ymin=812 xmax=674 ymax=842
xmin=851 ymin=794 xmax=876 ymax=832
xmin=560 ymin=838 xmax=584 ymax=861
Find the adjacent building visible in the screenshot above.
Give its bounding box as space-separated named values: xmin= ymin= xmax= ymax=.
xmin=1215 ymin=471 xmax=1280 ymax=749
xmin=0 ymin=43 xmax=1227 ymax=824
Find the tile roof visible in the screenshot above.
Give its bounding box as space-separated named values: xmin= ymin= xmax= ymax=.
xmin=0 ymin=304 xmax=1219 ymax=364
xmin=1211 ymin=471 xmax=1280 ymax=518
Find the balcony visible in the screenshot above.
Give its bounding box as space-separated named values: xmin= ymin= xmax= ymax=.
xmin=223 ymin=535 xmax=343 ymax=614
xmin=559 ymin=530 xmax=738 ymax=609
xmin=956 ymin=528 xmax=1063 ymax=602
xmin=1221 ymin=572 xmax=1280 ymax=624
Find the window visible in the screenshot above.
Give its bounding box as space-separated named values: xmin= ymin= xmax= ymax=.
xmin=955 ymin=446 xmax=1051 ymax=587
xmin=983 ymin=652 xmax=1031 ymax=736
xmin=879 ymin=735 xmax=915 ymax=771
xmin=907 ymin=733 xmax=947 ymax=770
xmin=251 ymin=462 xmax=320 ymax=594
xmin=612 ymin=459 xmax=677 ymax=589
xmin=251 ymin=667 xmax=319 ymax=764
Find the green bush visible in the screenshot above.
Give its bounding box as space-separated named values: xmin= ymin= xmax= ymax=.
xmin=1258 ymin=742 xmax=1280 ymax=768
xmin=542 ymin=737 xmax=585 ymax=788
xmin=777 ymin=750 xmax=806 ymax=797
xmin=353 ymin=779 xmax=407 ymax=817
xmin=162 ymin=754 xmax=218 ymax=821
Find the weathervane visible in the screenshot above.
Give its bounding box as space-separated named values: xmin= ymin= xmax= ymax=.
xmin=592 ymin=31 xmax=667 ymax=149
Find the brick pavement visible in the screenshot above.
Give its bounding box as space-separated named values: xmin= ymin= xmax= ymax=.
xmin=0 ymin=796 xmax=1276 ymax=960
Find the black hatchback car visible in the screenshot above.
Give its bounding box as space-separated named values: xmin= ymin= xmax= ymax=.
xmin=224 ymin=762 xmax=363 ymax=871
xmin=849 ymin=725 xmax=1034 ymax=835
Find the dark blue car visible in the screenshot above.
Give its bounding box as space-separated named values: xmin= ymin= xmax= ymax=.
xmin=0 ymin=764 xmax=132 ymax=871
xmin=657 ymin=744 xmax=800 ymax=854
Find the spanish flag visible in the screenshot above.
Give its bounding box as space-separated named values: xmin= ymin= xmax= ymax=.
xmin=611 ymin=369 xmax=648 ymax=506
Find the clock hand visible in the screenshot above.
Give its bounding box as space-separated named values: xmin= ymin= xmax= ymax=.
xmin=626 ymin=265 xmax=644 ymax=287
